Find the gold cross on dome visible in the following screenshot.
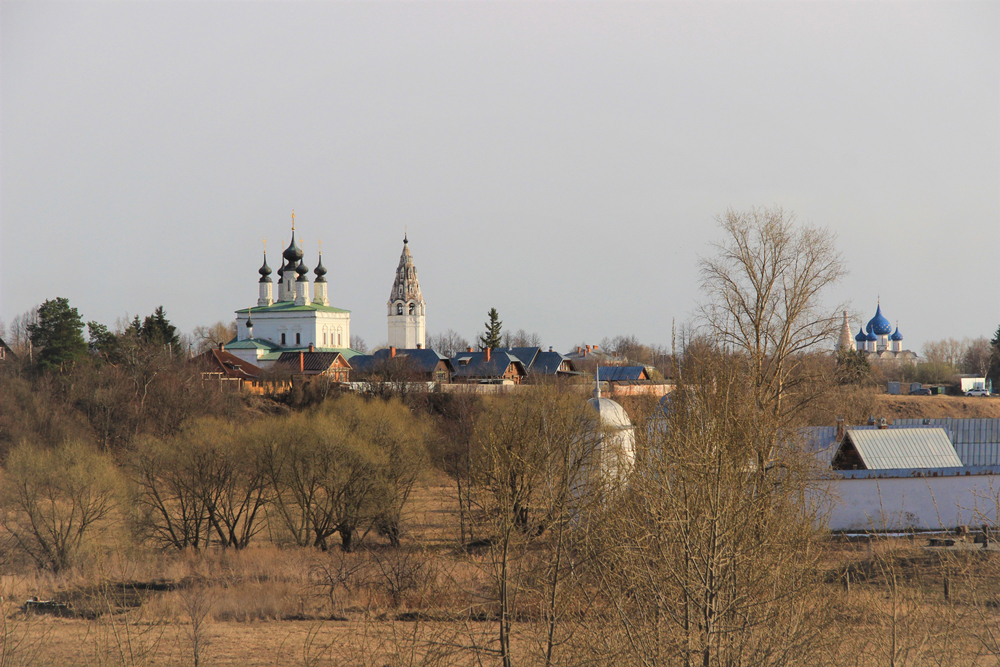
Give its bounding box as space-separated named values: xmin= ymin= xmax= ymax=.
xmin=291 ymin=210 xmax=296 ymax=231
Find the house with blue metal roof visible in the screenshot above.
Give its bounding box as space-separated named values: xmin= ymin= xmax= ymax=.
xmin=451 ymin=349 xmax=526 ymax=384
xmin=597 ymin=366 xmax=651 ymax=382
xmin=350 ymin=347 xmax=453 ymax=383
xmin=498 ymin=347 xmax=578 ymax=377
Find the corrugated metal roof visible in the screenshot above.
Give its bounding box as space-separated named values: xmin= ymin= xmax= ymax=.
xmin=845 ymin=427 xmax=962 ymax=469
xmin=893 ymin=418 xmax=1000 ymax=466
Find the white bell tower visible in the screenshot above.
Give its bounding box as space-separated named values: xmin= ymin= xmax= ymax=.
xmin=387 ymin=233 xmax=426 ymax=349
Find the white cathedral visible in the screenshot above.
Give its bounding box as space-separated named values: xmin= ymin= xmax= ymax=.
xmin=226 ymin=214 xmax=426 ymax=368
xmin=836 ymin=302 xmax=917 ymax=362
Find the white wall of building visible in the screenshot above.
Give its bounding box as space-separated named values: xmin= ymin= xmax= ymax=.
xmin=821 ymin=471 xmax=1000 ymax=531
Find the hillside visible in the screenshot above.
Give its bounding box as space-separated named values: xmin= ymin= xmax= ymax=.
xmin=881 ymin=395 xmax=1000 ymax=421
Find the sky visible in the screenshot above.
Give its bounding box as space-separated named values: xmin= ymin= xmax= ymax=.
xmin=2 ymin=1 xmax=998 ymax=354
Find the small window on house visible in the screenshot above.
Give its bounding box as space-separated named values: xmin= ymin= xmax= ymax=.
xmin=281 ymin=333 xmax=286 ymax=345
xmin=296 ymin=333 xmax=301 ymax=345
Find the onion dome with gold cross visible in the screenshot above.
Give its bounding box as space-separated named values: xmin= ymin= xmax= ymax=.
xmin=314 ymin=253 xmax=327 ymax=283
xmin=866 ymin=303 xmax=893 ymax=336
xmin=258 ymin=253 xmax=272 ymax=283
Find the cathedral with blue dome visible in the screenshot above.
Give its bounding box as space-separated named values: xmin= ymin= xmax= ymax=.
xmin=837 ymin=302 xmax=917 ymax=362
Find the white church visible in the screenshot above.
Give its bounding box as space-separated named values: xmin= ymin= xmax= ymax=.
xmin=225 ymin=213 xmax=426 ymax=368
xmin=836 ymin=302 xmax=917 ymax=362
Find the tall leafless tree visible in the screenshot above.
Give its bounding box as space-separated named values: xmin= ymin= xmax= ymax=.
xmin=699 ymin=206 xmax=847 ymax=420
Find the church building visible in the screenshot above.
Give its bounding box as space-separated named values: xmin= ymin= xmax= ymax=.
xmin=226 ymin=213 xmax=353 ymax=368
xmin=387 ymin=233 xmax=426 ymax=349
xmin=836 ymin=302 xmax=917 ymax=362
xmin=225 ymin=215 xmax=428 ymax=370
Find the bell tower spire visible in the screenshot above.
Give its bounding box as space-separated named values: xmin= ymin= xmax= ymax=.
xmin=387 ymin=232 xmax=426 ymax=349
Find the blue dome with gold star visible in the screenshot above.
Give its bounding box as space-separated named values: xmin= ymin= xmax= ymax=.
xmin=866 ymin=304 xmax=893 ymax=336
xmin=890 ymin=326 xmax=903 ymax=342
xmin=855 ymin=327 xmax=868 ymax=342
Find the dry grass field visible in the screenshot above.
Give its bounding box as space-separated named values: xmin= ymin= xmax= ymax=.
xmin=880 ymin=395 xmax=1000 ymax=420
xmin=4 ymin=472 xmax=1000 ymax=665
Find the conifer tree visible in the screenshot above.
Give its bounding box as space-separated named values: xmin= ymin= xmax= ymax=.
xmin=479 ymin=308 xmax=503 ymax=351
xmin=27 ymin=297 xmax=87 ymax=371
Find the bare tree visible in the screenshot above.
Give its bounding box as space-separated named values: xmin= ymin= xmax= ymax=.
xmin=191 ymin=321 xmax=237 ymax=354
xmin=350 ymin=335 xmax=369 ymax=353
xmin=961 ymin=337 xmax=992 ymax=377
xmin=426 ymin=330 xmax=470 ymax=357
xmin=0 ymin=441 xmax=124 ymax=572
xmin=501 ymin=328 xmax=541 ymax=349
xmin=699 ymin=206 xmax=847 ymax=419
xmin=588 ymin=351 xmax=833 ymax=667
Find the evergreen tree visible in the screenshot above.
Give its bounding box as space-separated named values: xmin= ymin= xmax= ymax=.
xmin=141 ymin=306 xmax=180 ymax=348
xmin=27 ymin=297 xmax=87 ymax=371
xmin=86 ymin=321 xmax=118 ymax=356
xmin=479 ymin=308 xmax=503 ymax=351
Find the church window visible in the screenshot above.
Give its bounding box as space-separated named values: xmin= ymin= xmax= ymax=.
xmin=338 ymin=333 xmax=342 ymax=346
xmin=397 ymin=304 xmax=403 ymax=315
xmin=408 ymin=303 xmax=415 ymax=315
xmin=281 ymin=333 xmax=286 ymax=345
xmin=296 ymin=333 xmax=301 ymax=345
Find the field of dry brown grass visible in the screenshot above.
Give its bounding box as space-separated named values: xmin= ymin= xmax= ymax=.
xmin=4 ymin=470 xmax=1000 ymax=666
xmin=881 ymin=395 xmax=1000 ymax=420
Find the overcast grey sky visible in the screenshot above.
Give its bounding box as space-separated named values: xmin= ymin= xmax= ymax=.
xmin=2 ymin=1 xmax=997 ymax=353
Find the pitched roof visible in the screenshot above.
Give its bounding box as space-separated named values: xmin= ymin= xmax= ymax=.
xmin=224 ymin=337 xmax=282 ymax=351
xmin=274 ymin=351 xmax=348 ymax=373
xmin=196 ymin=349 xmax=262 ymax=379
xmin=451 ymin=350 xmax=526 ymax=379
xmin=373 ymin=348 xmax=453 ymax=373
xmin=839 ymin=427 xmax=963 ymax=469
xmin=497 ymin=347 xmax=576 ymax=375
xmin=235 ymin=301 xmax=350 ymax=314
xmin=351 ymin=348 xmax=453 ymax=375
xmin=893 ymin=418 xmax=1000 ymax=466
xmin=597 ymin=366 xmax=649 ymax=382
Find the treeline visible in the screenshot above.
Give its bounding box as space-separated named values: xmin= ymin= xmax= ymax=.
xmin=0 ymin=396 xmax=432 ymax=572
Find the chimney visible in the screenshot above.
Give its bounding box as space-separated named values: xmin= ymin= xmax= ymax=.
xmin=467 ymin=346 xmax=474 ymax=353
xmin=583 ymin=348 xmax=589 ymax=356
xmin=390 ymin=346 xmax=396 ymax=358
xmin=218 ymin=342 xmax=225 ymax=352
xmin=549 ymin=346 xmax=553 ymax=352
xmin=577 ymin=346 xmax=582 ymax=355
xmin=299 ymin=351 xmax=304 ymax=373
xmin=593 ymin=345 xmax=599 ymax=351
xmin=836 ymin=416 xmax=845 ymax=441
xmin=586 ymin=345 xmax=591 ymax=352
xmin=484 ymin=348 xmax=491 ymax=362
xmin=309 ymin=343 xmax=314 ymax=353
xmin=416 ymin=343 xmax=422 ymax=349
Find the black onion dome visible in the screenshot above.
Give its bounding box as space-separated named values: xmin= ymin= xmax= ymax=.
xmin=295 ymin=260 xmax=309 ymax=282
xmin=246 ymin=316 xmax=254 ymax=329
xmin=258 ymin=253 xmax=272 ymax=283
xmin=283 ymin=231 xmax=304 ymax=263
xmin=277 ymin=258 xmax=286 ymax=278
xmin=314 ymin=254 xmax=327 ymax=283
